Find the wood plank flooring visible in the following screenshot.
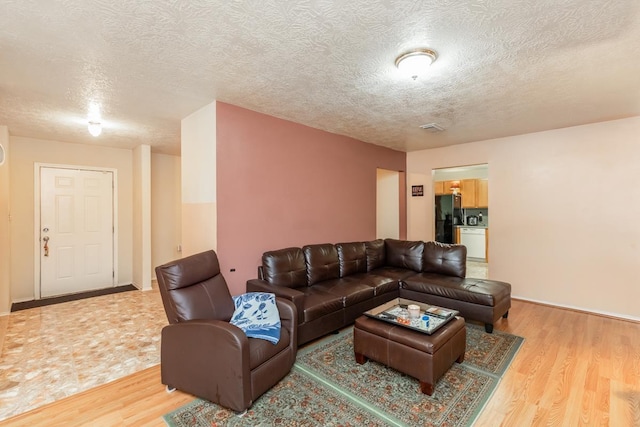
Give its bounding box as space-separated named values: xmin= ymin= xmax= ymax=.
xmin=1 ymin=299 xmax=639 ymax=426
xmin=475 ymin=300 xmax=640 ymax=427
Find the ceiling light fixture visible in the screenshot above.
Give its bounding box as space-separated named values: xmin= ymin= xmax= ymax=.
xmin=87 ymin=120 xmax=102 ymax=137
xmin=395 ymin=48 xmax=437 ymax=80
xmin=87 ymin=102 xmax=102 ymax=137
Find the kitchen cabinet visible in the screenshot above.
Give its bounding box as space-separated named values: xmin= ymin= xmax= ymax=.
xmin=477 ymin=179 xmax=488 ymax=207
xmin=460 ymin=179 xmax=477 ymax=208
xmin=443 ymin=180 xmax=460 ymax=194
xmin=433 ymin=181 xmax=445 ymax=195
xmin=460 ymin=178 xmax=489 ymax=208
xmin=434 ymin=180 xmax=459 ymax=195
xmin=435 ymin=178 xmax=488 ymax=207
xmin=485 ymin=228 xmax=489 ymax=262
xmin=455 ymin=227 xmax=461 ymax=244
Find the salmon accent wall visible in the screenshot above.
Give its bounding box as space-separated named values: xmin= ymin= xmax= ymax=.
xmin=216 ymin=102 xmax=406 ymax=294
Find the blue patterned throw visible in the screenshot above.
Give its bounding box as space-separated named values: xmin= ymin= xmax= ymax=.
xmin=230 ymin=292 xmax=281 ymax=344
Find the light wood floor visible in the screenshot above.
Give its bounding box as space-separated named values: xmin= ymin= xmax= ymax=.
xmin=1 ymin=299 xmax=639 ymax=427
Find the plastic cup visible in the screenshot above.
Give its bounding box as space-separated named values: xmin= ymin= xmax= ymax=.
xmin=421 ymin=315 xmax=430 ymax=329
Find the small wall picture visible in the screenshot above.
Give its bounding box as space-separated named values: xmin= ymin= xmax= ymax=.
xmin=412 ymin=185 xmax=424 ymax=197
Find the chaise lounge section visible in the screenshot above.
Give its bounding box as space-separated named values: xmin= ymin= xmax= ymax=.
xmin=400 ymin=240 xmax=511 ymax=333
xmin=247 ymin=239 xmax=511 ymax=345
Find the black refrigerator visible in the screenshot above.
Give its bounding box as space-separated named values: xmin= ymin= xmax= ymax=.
xmin=435 ymin=194 xmax=462 ymax=244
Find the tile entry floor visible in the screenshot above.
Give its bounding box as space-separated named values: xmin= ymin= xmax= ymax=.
xmin=0 ymin=261 xmax=489 ymax=421
xmin=0 ymin=285 xmax=168 ymax=421
xmin=467 ymin=260 xmax=489 ymax=279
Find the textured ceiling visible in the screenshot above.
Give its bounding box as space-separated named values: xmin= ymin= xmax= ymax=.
xmin=1 ymin=0 xmax=639 ymax=155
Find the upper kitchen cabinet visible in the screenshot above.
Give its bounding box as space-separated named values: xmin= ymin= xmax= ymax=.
xmin=433 ymin=178 xmax=487 ymax=207
xmin=477 ymin=179 xmax=488 ymax=207
xmin=460 ymin=179 xmax=477 ymax=208
xmin=460 ymin=179 xmax=488 ymax=208
xmin=443 ymin=180 xmax=460 ymax=195
xmin=433 ymin=181 xmax=445 ymax=195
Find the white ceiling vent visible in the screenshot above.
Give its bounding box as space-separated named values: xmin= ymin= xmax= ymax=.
xmin=419 ymin=123 xmax=445 ymax=132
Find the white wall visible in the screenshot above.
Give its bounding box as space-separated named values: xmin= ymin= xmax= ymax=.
xmin=376 ymin=168 xmax=400 ymax=239
xmin=132 ymin=144 xmax=151 ymax=290
xmin=0 ymin=126 xmax=10 ymax=314
xmin=433 ymin=164 xmax=488 ymax=181
xmin=9 ymin=136 xmax=134 ymax=301
xmin=407 ymin=117 xmax=640 ymax=320
xmin=181 ymin=101 xmax=217 ymax=256
xmin=151 ymin=153 xmax=181 ymax=275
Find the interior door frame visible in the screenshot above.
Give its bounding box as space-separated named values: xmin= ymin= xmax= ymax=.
xmin=33 ymin=163 xmax=119 ymax=300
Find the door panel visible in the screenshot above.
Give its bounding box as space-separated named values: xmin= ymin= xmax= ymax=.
xmin=40 ymin=167 xmax=114 ymax=298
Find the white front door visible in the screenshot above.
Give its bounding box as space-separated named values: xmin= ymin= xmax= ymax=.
xmin=39 ymin=167 xmax=114 ymax=298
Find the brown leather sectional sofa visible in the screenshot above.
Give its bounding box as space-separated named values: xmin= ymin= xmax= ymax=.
xmin=247 ymin=239 xmax=511 ymax=346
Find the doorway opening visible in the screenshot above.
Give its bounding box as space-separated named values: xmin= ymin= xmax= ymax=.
xmin=432 ymin=163 xmax=489 ymax=278
xmin=376 ymin=168 xmax=401 ymax=239
xmin=376 ymin=168 xmax=407 ymax=239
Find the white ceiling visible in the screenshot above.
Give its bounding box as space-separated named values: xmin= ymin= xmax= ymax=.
xmin=1 ymin=0 xmax=639 ymax=156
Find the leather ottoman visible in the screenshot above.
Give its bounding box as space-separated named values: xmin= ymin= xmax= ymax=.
xmin=353 ymin=315 xmax=466 ymax=395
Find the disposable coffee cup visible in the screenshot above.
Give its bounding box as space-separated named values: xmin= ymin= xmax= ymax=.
xmin=420 ymin=315 xmax=430 ymax=329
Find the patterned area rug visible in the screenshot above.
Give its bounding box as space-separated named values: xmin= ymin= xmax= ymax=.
xmin=163 ymin=323 xmax=524 ymax=427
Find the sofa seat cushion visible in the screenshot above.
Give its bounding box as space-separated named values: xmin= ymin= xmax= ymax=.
xmin=301 ymin=287 xmax=345 ymax=323
xmin=248 ymin=327 xmax=291 ymax=369
xmin=370 ymin=266 xmax=417 ymax=281
xmin=402 ymin=273 xmax=511 ymax=307
xmin=313 ymin=279 xmax=376 ymax=307
xmin=343 ymin=273 xmax=398 ymax=296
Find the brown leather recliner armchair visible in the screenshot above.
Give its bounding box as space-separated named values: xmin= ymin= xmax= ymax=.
xmin=155 ymin=250 xmax=297 ymax=412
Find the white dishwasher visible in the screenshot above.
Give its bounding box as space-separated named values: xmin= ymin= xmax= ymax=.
xmin=460 ymin=227 xmax=486 ymax=260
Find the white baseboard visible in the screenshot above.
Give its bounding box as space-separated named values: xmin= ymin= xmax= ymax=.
xmin=513 ymin=295 xmax=640 ymax=323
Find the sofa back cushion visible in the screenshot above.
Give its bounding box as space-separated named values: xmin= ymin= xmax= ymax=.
xmin=303 ymin=244 xmax=340 ymax=285
xmin=385 ymin=239 xmax=424 ymax=272
xmin=262 ymin=247 xmax=307 ymax=288
xmin=422 ymin=241 xmax=467 ymax=278
xmin=336 ymin=242 xmax=367 ymax=277
xmin=365 ymin=239 xmax=386 ymax=271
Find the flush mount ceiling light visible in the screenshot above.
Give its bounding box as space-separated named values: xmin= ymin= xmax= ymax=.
xmin=87 ymin=121 xmax=102 ymax=137
xmin=395 ymin=48 xmax=437 ymax=80
xmin=87 ymin=102 xmax=102 ymax=137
